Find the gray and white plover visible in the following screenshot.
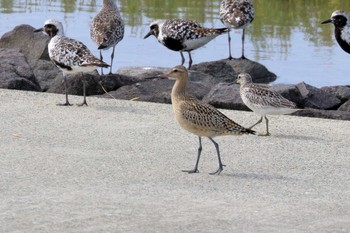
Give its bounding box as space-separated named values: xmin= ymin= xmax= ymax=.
xmin=91 ymin=0 xmax=124 ymax=74
xmin=162 ymin=65 xmax=255 ymax=175
xmin=322 ymin=10 xmax=350 ymax=54
xmin=236 ymin=73 xmax=299 ymax=136
xmin=220 ymin=0 xmax=254 ymax=59
xmin=144 ymin=19 xmax=228 ymax=69
xmin=35 ymin=19 xmax=109 ymax=106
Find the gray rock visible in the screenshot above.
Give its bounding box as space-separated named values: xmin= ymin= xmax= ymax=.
xmin=292 ymin=109 xmax=350 ymax=121
xmin=224 ymin=58 xmax=277 ymax=83
xmin=202 ymin=83 xmax=250 ymax=111
xmin=0 ymin=24 xmax=50 ymax=65
xmin=103 ymin=79 xmax=210 ymax=104
xmin=0 ymin=48 xmax=41 ymax=91
xmin=321 ymin=85 xmax=350 ymax=103
xmin=296 ymin=82 xmax=341 ymax=110
xmin=338 ymin=100 xmax=350 ymax=112
xmin=31 ymin=60 xmax=61 ymax=91
xmin=191 ymin=60 xmax=236 ymax=83
xmin=117 ymin=66 xmax=169 ymax=79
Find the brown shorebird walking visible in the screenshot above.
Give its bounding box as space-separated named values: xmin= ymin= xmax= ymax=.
xmin=35 ymin=19 xmax=109 ymax=106
xmin=91 ymin=0 xmax=124 ymax=74
xmin=236 ymin=73 xmax=299 ymax=136
xmin=162 ymin=65 xmax=255 ymax=175
xmin=220 ymin=0 xmax=254 ymax=59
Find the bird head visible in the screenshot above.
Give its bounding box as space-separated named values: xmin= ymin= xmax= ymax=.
xmin=322 ymin=10 xmax=349 ymax=28
xmin=34 ymin=19 xmax=64 ymax=38
xmin=236 ymin=73 xmax=253 ymax=85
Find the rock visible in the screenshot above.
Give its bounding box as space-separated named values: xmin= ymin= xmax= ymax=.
xmin=0 ymin=48 xmax=41 ymax=91
xmin=321 ymin=85 xmax=350 ymax=103
xmin=224 ymin=58 xmax=277 ymax=83
xmin=46 ymin=72 xmax=146 ymax=96
xmin=202 ymin=83 xmax=250 ymax=111
xmin=338 ymin=100 xmax=350 ymax=112
xmin=31 ymin=60 xmax=61 ymax=91
xmin=190 ymin=60 xmax=236 ymax=83
xmin=103 ymin=79 xmax=210 ymax=104
xmin=296 ymin=82 xmax=341 ymax=110
xmin=117 ymin=66 xmax=169 ymax=79
xmin=292 ymin=109 xmax=350 ymax=121
xmin=0 ymin=24 xmax=50 ymax=65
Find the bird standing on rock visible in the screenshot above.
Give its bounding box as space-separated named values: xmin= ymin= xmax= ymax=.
xmin=220 ymin=0 xmax=254 ymax=59
xmin=321 ymin=10 xmax=350 ymax=54
xmin=236 ymin=73 xmax=299 ymax=136
xmin=91 ymin=0 xmax=124 ymax=75
xmin=35 ymin=19 xmax=109 ymax=106
xmin=162 ymin=65 xmax=255 ymax=175
xmin=144 ymin=19 xmax=228 ymax=69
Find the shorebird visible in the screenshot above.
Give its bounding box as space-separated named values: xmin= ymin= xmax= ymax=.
xmin=236 ymin=73 xmax=299 ymax=136
xmin=219 ymin=0 xmax=254 ymax=59
xmin=321 ymin=10 xmax=350 ymax=54
xmin=162 ymin=65 xmax=255 ymax=175
xmin=35 ymin=19 xmax=109 ymax=106
xmin=91 ymin=0 xmax=124 ymax=74
xmin=144 ymin=19 xmax=228 ymax=69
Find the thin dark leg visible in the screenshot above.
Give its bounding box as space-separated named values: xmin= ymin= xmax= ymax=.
xmin=100 ymin=50 xmax=104 ymax=75
xmin=182 ymin=136 xmax=202 ymax=174
xmin=187 ymin=51 xmax=193 ymax=69
xmin=227 ymin=29 xmax=233 ymax=60
xmin=208 ymin=137 xmax=225 ymax=175
xmin=77 ymin=73 xmax=88 ymax=106
xmin=249 ymin=116 xmax=263 ymax=129
xmin=57 ymin=75 xmax=72 ymax=106
xmin=109 ymin=46 xmax=116 ymax=74
xmin=241 ymin=28 xmax=246 ymax=59
xmin=180 ymin=51 xmax=185 ymax=66
xmin=260 ymin=116 xmax=271 ymax=136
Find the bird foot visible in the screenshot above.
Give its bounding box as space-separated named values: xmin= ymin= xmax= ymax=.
xmin=258 ymin=132 xmax=271 ymax=137
xmin=209 ymin=164 xmax=226 ymax=175
xmin=77 ymin=102 xmax=88 ymax=107
xmin=182 ymin=168 xmax=199 ymax=174
xmin=57 ymin=102 xmax=73 ymax=106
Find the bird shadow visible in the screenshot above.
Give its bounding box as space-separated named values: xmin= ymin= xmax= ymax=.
xmin=222 ymin=172 xmax=294 ymax=181
xmin=270 ymin=133 xmax=323 ymax=142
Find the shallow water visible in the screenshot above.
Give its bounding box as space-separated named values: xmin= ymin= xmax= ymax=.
xmin=0 ymin=0 xmax=349 ymax=87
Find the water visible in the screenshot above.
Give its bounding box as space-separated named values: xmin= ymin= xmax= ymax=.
xmin=0 ymin=0 xmax=349 ymax=87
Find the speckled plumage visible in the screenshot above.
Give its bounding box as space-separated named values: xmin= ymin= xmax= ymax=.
xmin=164 ymin=65 xmax=255 ymax=174
xmin=236 ymin=73 xmax=298 ymax=136
xmin=35 ymin=19 xmax=109 ymax=106
xmin=322 ymin=10 xmax=350 ymax=54
xmin=144 ymin=19 xmax=228 ymax=69
xmin=91 ymin=0 xmax=124 ymax=74
xmin=220 ymin=0 xmax=254 ymax=59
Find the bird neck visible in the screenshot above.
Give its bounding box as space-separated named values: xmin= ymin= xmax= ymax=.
xmin=171 ymin=78 xmax=187 ymax=101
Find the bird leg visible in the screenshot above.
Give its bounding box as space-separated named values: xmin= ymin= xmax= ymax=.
xmin=57 ymin=75 xmax=72 ymax=106
xmin=240 ymin=28 xmax=246 ymax=59
xmin=77 ymin=73 xmax=88 ymax=107
xmin=227 ymin=29 xmax=233 ymax=60
xmin=259 ymin=116 xmax=271 ymax=136
xmin=182 ymin=136 xmax=202 ymax=174
xmin=99 ymin=50 xmax=104 ymax=75
xmin=187 ymin=51 xmax=193 ymax=69
xmin=248 ymin=116 xmax=263 ymax=130
xmin=180 ymin=51 xmax=185 ymax=66
xmin=109 ymin=46 xmax=116 ymax=75
xmin=208 ymin=137 xmax=225 ymax=175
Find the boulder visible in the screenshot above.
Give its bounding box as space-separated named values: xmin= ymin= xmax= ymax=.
xmin=224 ymin=58 xmax=277 ymax=83
xmin=0 ymin=48 xmax=41 ymax=91
xmin=202 ymin=83 xmax=250 ymax=111
xmin=296 ymin=82 xmax=341 ymax=110
xmin=338 ymin=100 xmax=350 ymax=112
xmin=103 ymin=79 xmax=210 ymax=104
xmin=292 ymin=109 xmax=350 ymax=121
xmin=0 ymin=24 xmax=50 ymax=65
xmin=320 ymin=85 xmax=350 ymax=103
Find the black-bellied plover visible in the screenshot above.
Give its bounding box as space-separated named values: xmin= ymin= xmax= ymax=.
xmin=236 ymin=73 xmax=299 ymax=136
xmin=91 ymin=0 xmax=124 ymax=74
xmin=35 ymin=19 xmax=109 ymax=106
xmin=144 ymin=19 xmax=228 ymax=69
xmin=220 ymin=0 xmax=254 ymax=59
xmin=322 ymin=10 xmax=350 ymax=54
xmin=162 ymin=65 xmax=255 ymax=175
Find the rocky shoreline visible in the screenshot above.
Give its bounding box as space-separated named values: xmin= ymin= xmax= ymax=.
xmin=1 ymin=24 xmax=350 ymax=120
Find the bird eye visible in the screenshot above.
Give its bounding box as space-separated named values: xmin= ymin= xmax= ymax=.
xmin=173 ymin=69 xmax=178 ymax=73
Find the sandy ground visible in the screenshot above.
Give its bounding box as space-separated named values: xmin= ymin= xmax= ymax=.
xmin=0 ymin=89 xmax=349 ymax=233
